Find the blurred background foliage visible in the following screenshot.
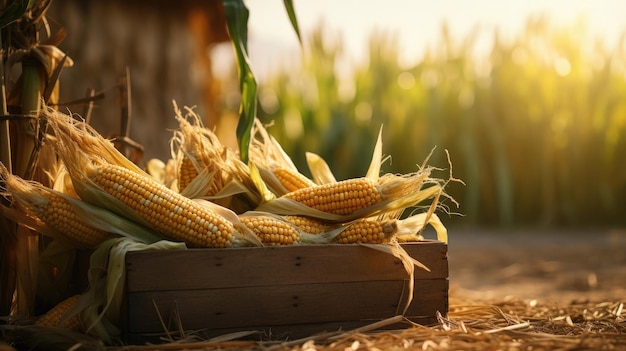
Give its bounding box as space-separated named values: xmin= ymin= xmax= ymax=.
xmin=218 ymin=15 xmax=626 ymax=229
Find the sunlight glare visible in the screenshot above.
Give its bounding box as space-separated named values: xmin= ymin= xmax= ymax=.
xmin=554 ymin=57 xmax=571 ymax=77
xmin=354 ymin=102 xmax=372 ymax=124
xmin=397 ymin=71 xmax=416 ymax=90
xmin=283 ymin=107 xmax=303 ymax=140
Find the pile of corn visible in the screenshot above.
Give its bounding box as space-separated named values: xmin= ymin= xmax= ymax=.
xmin=0 ymin=104 xmax=453 ymax=341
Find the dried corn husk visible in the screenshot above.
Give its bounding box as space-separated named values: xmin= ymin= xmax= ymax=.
xmin=170 ymin=103 xmax=261 ymax=212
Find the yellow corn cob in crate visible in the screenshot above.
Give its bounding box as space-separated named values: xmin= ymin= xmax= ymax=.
xmin=240 ymin=215 xmax=301 ymax=246
xmin=332 ymin=219 xmax=398 ymax=244
xmin=272 ymin=167 xmax=316 ymax=192
xmin=35 ymin=294 xmax=82 ymax=331
xmin=239 ymin=212 xmax=341 ymax=246
xmin=259 ymin=170 xmax=443 ymax=224
xmin=249 ymin=119 xmax=316 ymax=195
xmin=178 ymin=154 xmax=201 ymax=192
xmin=284 ymin=215 xmax=330 ymax=234
xmin=283 ymin=177 xmax=382 ymax=215
xmin=87 ymin=163 xmax=238 ymax=248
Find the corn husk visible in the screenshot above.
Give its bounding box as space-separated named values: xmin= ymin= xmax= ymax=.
xmin=78 ymin=237 xmax=186 ymax=344
xmin=43 ymin=107 xmax=146 ymax=176
xmin=249 ymin=118 xmax=315 ymax=195
xmin=170 ymin=103 xmax=260 ymax=212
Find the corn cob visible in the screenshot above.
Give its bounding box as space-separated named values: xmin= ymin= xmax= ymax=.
xmin=178 ymin=155 xmax=200 ymax=192
xmin=30 ymin=189 xmax=111 ymax=247
xmin=282 ymin=177 xmax=383 ymax=215
xmin=88 ymin=163 xmax=235 ymax=248
xmin=171 ymin=104 xmax=261 ymax=211
xmin=273 ymin=167 xmax=316 ymax=192
xmin=240 ymin=215 xmax=300 ymax=246
xmin=172 ymin=104 xmax=231 ymax=195
xmin=333 ymin=219 xmax=398 ymax=244
xmin=249 ymin=118 xmax=314 ymax=196
xmin=0 ymin=164 xmax=111 ymax=247
xmin=284 ymin=215 xmax=330 ymax=234
xmin=35 ymin=294 xmax=82 ymax=331
xmin=239 ymin=212 xmax=342 ymax=246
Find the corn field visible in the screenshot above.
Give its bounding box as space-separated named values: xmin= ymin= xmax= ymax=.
xmin=245 ymin=16 xmax=626 ymax=229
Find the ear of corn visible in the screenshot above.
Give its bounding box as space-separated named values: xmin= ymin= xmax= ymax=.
xmin=284 ymin=215 xmax=330 ymax=234
xmin=177 ymin=155 xmax=201 ymax=192
xmin=86 ymin=162 xmax=236 ymax=248
xmin=332 ymin=219 xmax=398 ymax=244
xmin=240 ymin=214 xmax=300 ymax=246
xmin=35 ymin=294 xmax=82 ymax=331
xmin=249 ymin=119 xmax=314 ymax=196
xmin=239 ymin=212 xmax=340 ymax=245
xmin=272 ymin=167 xmax=316 ymax=192
xmin=20 ymin=188 xmax=111 ymax=247
xmin=0 ymin=163 xmax=112 ymax=247
xmin=283 ymin=177 xmax=383 ymax=215
xmin=257 ymin=172 xmax=443 ymax=223
xmin=171 ymin=103 xmax=261 ymax=212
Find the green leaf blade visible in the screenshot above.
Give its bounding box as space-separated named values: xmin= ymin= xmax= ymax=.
xmin=223 ymin=0 xmax=257 ymax=163
xmin=283 ymin=0 xmax=302 ymax=44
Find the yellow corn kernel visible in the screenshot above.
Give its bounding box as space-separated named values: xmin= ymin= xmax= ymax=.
xmin=273 ymin=168 xmax=316 ymax=192
xmin=35 ymin=294 xmax=82 ymax=331
xmin=240 ymin=215 xmax=300 ymax=246
xmin=89 ymin=163 xmax=234 ymax=248
xmin=36 ymin=191 xmax=111 ymax=247
xmin=284 ymin=215 xmax=330 ymax=234
xmin=282 ymin=177 xmax=382 ymax=215
xmin=0 ymin=167 xmax=111 ymax=247
xmin=178 ymin=156 xmax=199 ymax=191
xmin=334 ymin=219 xmax=398 ymax=244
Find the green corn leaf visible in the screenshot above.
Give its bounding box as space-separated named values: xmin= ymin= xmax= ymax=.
xmin=283 ymin=0 xmax=302 ymax=44
xmin=223 ymin=0 xmax=257 ymax=163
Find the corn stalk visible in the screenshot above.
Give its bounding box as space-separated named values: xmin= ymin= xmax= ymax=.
xmin=0 ymin=0 xmax=72 ymax=316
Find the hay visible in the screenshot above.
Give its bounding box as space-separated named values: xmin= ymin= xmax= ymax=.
xmin=103 ymin=295 xmax=625 ymax=351
xmin=293 ymin=297 xmax=625 ymax=351
xmin=3 ymin=289 xmax=623 ymax=350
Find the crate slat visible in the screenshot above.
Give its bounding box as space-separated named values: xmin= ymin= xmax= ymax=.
xmin=126 ymin=241 xmax=448 ymax=292
xmin=127 ymin=279 xmax=448 ymax=333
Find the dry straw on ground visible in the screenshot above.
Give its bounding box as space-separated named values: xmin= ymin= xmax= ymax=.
xmin=109 ymin=296 xmax=625 ymax=351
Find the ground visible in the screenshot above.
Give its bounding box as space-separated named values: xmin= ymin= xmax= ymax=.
xmin=447 ymin=228 xmax=626 ymax=302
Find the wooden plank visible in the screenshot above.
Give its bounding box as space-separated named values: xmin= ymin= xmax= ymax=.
xmin=126 ymin=279 xmax=447 ymax=333
xmin=126 ymin=241 xmax=447 ymax=292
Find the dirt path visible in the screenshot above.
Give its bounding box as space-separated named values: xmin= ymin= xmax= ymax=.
xmin=447 ymin=228 xmax=626 ymax=302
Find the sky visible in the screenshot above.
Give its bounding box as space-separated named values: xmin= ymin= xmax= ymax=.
xmin=212 ymin=0 xmax=626 ymax=81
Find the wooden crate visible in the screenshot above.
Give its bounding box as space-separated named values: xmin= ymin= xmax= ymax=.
xmin=123 ymin=240 xmax=448 ymax=342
